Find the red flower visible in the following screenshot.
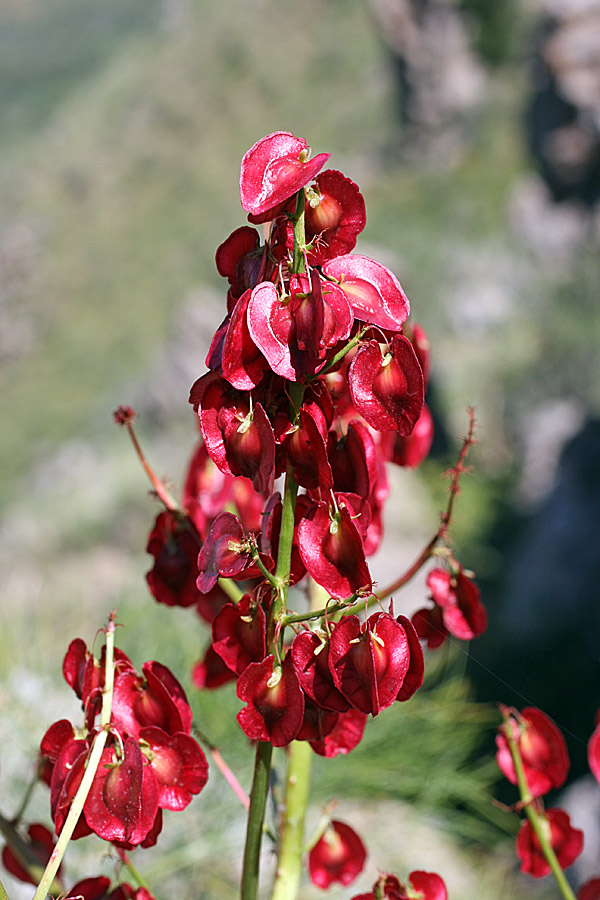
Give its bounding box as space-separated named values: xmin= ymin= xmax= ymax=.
xmin=416 ymin=566 xmax=487 ymax=643
xmin=304 ymin=169 xmax=366 ymax=265
xmin=297 ymin=499 xmax=372 ymax=599
xmin=308 ymin=820 xmax=367 ymax=889
xmin=496 ymin=707 xmax=569 ymax=797
xmin=236 ymin=654 xmax=304 ymax=747
xmin=322 ymin=255 xmax=410 ymax=331
xmin=328 ymin=613 xmax=411 ymax=716
xmin=139 ymin=726 xmax=209 ymax=811
xmin=84 ymin=735 xmax=159 ymax=846
xmin=516 ymin=808 xmax=583 ymax=877
xmin=348 ymin=335 xmax=424 ymax=435
xmin=211 ymin=593 xmax=267 ymax=676
xmin=389 ymin=404 xmax=434 ymax=468
xmin=351 ymin=871 xmax=447 ymax=900
xmin=240 ymin=131 xmax=330 ymax=217
xmin=309 ymin=708 xmax=367 ymax=758
xmin=146 ymin=511 xmax=202 ymax=609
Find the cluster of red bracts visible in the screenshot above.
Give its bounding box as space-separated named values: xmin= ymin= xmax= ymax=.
xmin=222 ymin=601 xmax=424 ymax=750
xmin=187 ymin=130 xmax=434 ymax=598
xmin=350 ymin=870 xmax=447 ymax=900
xmin=140 ymin=131 xmax=486 ymax=759
xmin=495 ymin=705 xmax=597 ymax=891
xmin=38 ymin=639 xmax=208 ymax=848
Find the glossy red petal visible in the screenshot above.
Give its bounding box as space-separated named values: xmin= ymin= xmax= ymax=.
xmin=408 ymin=871 xmax=448 ymax=900
xmin=84 ymin=737 xmax=159 ymax=846
xmin=237 ymin=654 xmax=304 ymax=747
xmin=211 ymin=594 xmax=267 ymax=676
xmin=589 ymin=723 xmax=600 ymax=785
xmin=240 ymin=131 xmax=330 ymax=216
xmin=298 ymin=501 xmax=372 ymax=599
xmin=308 ymin=820 xmax=367 ymax=889
xmin=221 ymin=289 xmax=266 ymax=390
xmin=139 ymin=726 xmax=208 ymax=811
xmin=322 ymin=255 xmax=410 ymax=330
xmin=496 ymin=707 xmax=570 ymax=797
xmin=305 ymin=170 xmax=366 ymax=265
xmin=349 ymin=335 xmax=424 ymax=434
xmin=291 ymin=630 xmax=350 ymax=713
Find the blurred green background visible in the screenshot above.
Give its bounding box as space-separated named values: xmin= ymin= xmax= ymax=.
xmin=1 ymin=0 xmax=598 ymax=897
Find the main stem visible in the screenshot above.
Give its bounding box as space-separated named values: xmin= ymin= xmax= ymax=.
xmin=241 ymin=741 xmax=274 ymax=900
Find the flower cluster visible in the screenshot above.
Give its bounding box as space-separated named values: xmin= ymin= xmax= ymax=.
xmin=137 ymin=132 xmax=485 ymax=765
xmin=496 ymin=705 xmax=593 ymax=890
xmin=350 ymin=870 xmax=447 ymax=900
xmin=39 ymin=637 xmax=208 ymax=848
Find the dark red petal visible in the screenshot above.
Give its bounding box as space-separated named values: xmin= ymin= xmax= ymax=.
xmin=349 ymin=335 xmax=424 ymax=434
xmin=237 ymin=654 xmax=304 ymax=747
xmin=298 ymin=501 xmax=371 ymax=599
xmin=84 ymin=737 xmax=159 ymax=845
xmin=394 ymin=615 xmax=425 ymax=702
xmin=212 ymin=594 xmax=267 ymax=676
xmin=309 ymin=708 xmax=367 ymax=757
xmin=291 ymin=630 xmax=350 ymax=712
xmin=589 ymin=723 xmax=600 ymax=785
xmin=221 ymin=289 xmax=266 ymax=390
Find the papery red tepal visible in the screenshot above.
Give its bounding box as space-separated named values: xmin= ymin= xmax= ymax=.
xmin=291 ymin=630 xmax=350 ymax=713
xmin=426 ymin=566 xmax=487 ymax=641
xmin=322 ymin=254 xmax=410 ymax=331
xmin=297 ymin=500 xmax=372 ymax=599
xmin=236 ymin=654 xmax=304 ymax=747
xmin=309 ymin=707 xmax=367 ymax=757
xmin=240 ymin=131 xmax=330 ymax=217
xmin=328 ymin=613 xmax=411 ymax=716
xmin=348 ymin=335 xmax=424 ymax=435
xmin=146 ymin=510 xmax=201 ymax=609
xmin=139 ymin=726 xmax=208 ymax=811
xmin=211 ymin=593 xmax=267 ymax=676
xmin=516 ymin=808 xmax=583 ymax=877
xmin=308 ymin=820 xmax=367 ymax=889
xmin=304 ymin=169 xmax=366 ymax=265
xmin=84 ymin=736 xmax=159 ymax=846
xmin=196 ymin=512 xmax=254 ymax=593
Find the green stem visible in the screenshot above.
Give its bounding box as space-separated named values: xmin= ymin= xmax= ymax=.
xmin=272 ymin=462 xmax=299 ymax=622
xmin=291 ymin=191 xmax=306 ymax=275
xmin=0 ymin=877 xmax=8 ymax=900
xmin=32 ymin=615 xmax=116 ymax=900
xmin=502 ymin=712 xmax=577 ymax=900
xmin=241 ymin=741 xmax=274 ymax=900
xmin=270 ymin=741 xmax=312 ymax=900
xmin=218 ymin=576 xmax=245 ymax=603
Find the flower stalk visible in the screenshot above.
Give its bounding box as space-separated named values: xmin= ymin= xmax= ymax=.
xmin=502 ymin=710 xmax=577 ymax=900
